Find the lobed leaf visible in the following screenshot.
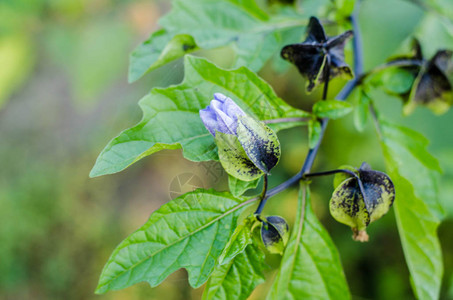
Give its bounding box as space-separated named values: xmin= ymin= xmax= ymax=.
xmin=267 ymin=184 xmax=351 ymax=300
xmin=90 ymin=55 xmax=309 ymax=177
xmin=96 ymin=189 xmax=256 ymax=294
xmin=380 ymin=119 xmax=443 ymax=299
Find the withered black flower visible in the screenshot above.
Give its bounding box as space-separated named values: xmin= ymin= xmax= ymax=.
xmin=281 ymin=17 xmax=354 ymax=92
xmin=387 ymin=39 xmax=453 ymax=115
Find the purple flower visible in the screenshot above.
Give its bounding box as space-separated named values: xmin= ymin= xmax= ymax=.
xmin=199 ymin=93 xmax=246 ymax=136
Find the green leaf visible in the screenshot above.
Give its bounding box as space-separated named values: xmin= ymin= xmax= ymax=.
xmin=232 ymin=31 xmax=280 ymax=71
xmin=128 ymin=29 xmax=198 ymax=83
xmin=90 ymin=55 xmax=308 ymax=177
xmin=202 ymin=243 xmax=265 ymax=300
xmin=381 ymin=68 xmax=415 ymax=95
xmin=159 ymin=0 xmax=268 ymax=49
xmin=219 ymin=215 xmax=257 ymax=265
xmin=158 ymin=0 xmax=304 ymax=72
xmin=308 ymin=118 xmax=322 ymax=149
xmin=215 ymin=132 xmax=264 ymax=181
xmin=380 ymin=120 xmax=443 ymax=216
xmin=160 ymin=0 xmax=268 ymax=48
xmin=237 ymin=115 xmax=281 ymax=173
xmin=96 ymin=189 xmax=256 ymax=294
xmin=384 ymin=173 xmax=442 ymax=300
xmin=312 ymin=100 xmax=353 ymax=119
xmin=379 ymin=120 xmax=443 ymax=299
xmin=353 ymin=88 xmax=370 ymax=132
xmin=228 ymin=175 xmax=261 ymax=197
xmin=267 ymin=184 xmax=351 ymax=300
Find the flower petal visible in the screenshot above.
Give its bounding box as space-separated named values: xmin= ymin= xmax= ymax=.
xmin=199 ymin=106 xmax=219 ymax=136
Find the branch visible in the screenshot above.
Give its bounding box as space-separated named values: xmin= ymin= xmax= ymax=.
xmin=254 ymin=174 xmax=269 ymax=215
xmin=260 ymin=4 xmax=365 ymax=203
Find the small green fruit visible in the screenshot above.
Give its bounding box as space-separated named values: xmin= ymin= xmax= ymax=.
xmin=260 ymin=216 xmax=289 ymax=254
xmin=330 ymin=163 xmax=395 ymax=242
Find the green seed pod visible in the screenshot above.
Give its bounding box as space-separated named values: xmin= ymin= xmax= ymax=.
xmin=260 ymin=216 xmax=289 ymax=255
xmin=330 ymin=163 xmax=395 ymax=242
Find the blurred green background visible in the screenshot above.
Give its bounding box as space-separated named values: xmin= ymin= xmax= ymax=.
xmin=1 ymin=0 xmax=452 ymax=299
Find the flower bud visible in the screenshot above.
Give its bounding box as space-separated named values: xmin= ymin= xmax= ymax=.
xmin=260 ymin=216 xmax=289 ymax=254
xmin=329 ymin=163 xmax=395 ymax=242
xmin=199 ymin=93 xmax=246 ymax=136
xmin=200 ymin=93 xmax=281 ymax=181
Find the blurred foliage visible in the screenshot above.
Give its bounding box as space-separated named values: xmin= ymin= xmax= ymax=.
xmin=1 ymin=0 xmax=453 ymax=299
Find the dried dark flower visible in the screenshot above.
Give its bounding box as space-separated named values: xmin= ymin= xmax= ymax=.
xmin=281 ymin=17 xmax=353 ymax=91
xmin=387 ymin=39 xmax=453 ymax=115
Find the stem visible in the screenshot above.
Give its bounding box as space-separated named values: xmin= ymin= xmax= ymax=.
xmin=322 ymin=55 xmax=331 ymax=100
xmin=302 ymin=169 xmax=358 ymax=179
xmin=254 ymin=175 xmax=269 ymax=215
xmin=266 ymin=172 xmax=303 ymax=198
